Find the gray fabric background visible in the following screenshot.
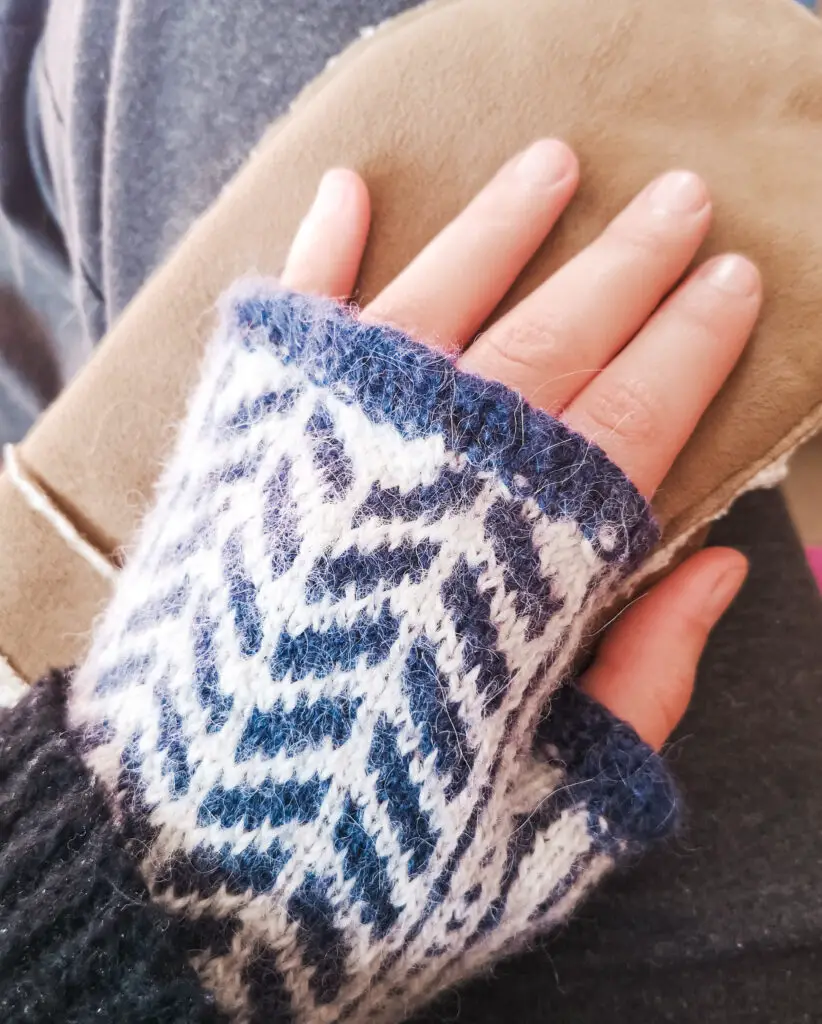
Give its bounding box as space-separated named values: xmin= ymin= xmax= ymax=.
xmin=0 ymin=0 xmax=421 ymax=441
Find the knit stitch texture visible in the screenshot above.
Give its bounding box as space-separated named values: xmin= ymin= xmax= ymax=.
xmin=0 ymin=671 xmax=227 ymax=1024
xmin=71 ymin=285 xmax=677 ymax=1023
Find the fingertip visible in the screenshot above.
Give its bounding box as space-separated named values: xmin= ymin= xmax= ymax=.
xmin=698 ymin=253 xmax=761 ymax=300
xmin=695 ymin=546 xmax=749 ymax=624
xmin=282 ymin=167 xmax=371 ymax=298
xmin=315 ymin=167 xmax=369 ymax=210
xmin=314 ymin=169 xmax=372 ymax=253
xmin=645 ymin=169 xmax=711 ymax=217
xmin=511 ymin=138 xmax=579 ymax=189
xmin=336 ymin=168 xmax=372 ymax=221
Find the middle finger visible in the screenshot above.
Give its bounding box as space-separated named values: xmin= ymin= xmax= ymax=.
xmin=460 ymin=171 xmax=712 ymax=411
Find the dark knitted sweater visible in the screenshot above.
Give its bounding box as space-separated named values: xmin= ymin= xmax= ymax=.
xmin=0 ymin=671 xmax=226 ymax=1022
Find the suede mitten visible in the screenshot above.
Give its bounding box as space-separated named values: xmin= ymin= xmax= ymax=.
xmin=69 ymin=286 xmax=677 ymax=1023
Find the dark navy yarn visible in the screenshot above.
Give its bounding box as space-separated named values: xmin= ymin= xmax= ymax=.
xmin=235 ymin=291 xmax=659 ymax=567
xmin=529 ymin=850 xmax=597 ymax=922
xmin=305 ymin=537 xmax=441 ymax=602
xmin=243 ymin=943 xmax=294 ymax=1024
xmin=402 ymin=638 xmax=475 ymax=802
xmin=287 ymin=874 xmax=351 ymax=1004
xmin=484 ymin=497 xmax=564 ymax=641
xmin=174 ymin=911 xmax=243 ymax=961
xmin=463 ymin=883 xmax=482 ymax=905
xmin=367 ymin=714 xmax=438 ymax=878
xmin=116 ymin=737 xmax=162 ymax=851
xmin=333 ymin=795 xmax=401 ymax=939
xmin=466 ymin=803 xmax=559 ymax=949
xmin=196 ymin=775 xmax=331 ymax=831
xmin=0 ymin=674 xmax=227 ymax=1024
xmin=534 ymin=683 xmax=678 ymax=844
xmin=440 ymin=556 xmax=509 ymax=715
xmin=352 ymin=469 xmax=486 ymax=527
xmin=154 ymin=839 xmax=291 ymax=898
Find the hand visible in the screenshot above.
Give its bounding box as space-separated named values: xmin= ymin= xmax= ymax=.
xmin=281 ymin=140 xmax=757 ymax=749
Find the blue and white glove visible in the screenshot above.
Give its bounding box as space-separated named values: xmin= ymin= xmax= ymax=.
xmin=72 ymin=285 xmax=677 ymax=1024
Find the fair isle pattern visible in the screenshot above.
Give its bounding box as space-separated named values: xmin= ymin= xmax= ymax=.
xmin=71 ymin=286 xmax=676 ymax=1024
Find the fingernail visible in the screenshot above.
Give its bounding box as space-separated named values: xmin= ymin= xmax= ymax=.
xmin=312 ymin=169 xmax=351 ymax=215
xmin=704 ymin=560 xmax=748 ymax=620
xmin=704 ymin=254 xmax=760 ymax=297
xmin=515 ymin=139 xmax=575 ymax=187
xmin=648 ymin=170 xmax=708 ymax=215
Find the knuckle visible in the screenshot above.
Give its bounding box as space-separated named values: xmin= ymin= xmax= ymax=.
xmin=480 ymin=310 xmax=576 ymax=377
xmin=674 ymin=297 xmax=725 ymax=345
xmin=581 ymin=376 xmax=660 ymax=448
xmin=602 ymin=217 xmax=671 ymax=262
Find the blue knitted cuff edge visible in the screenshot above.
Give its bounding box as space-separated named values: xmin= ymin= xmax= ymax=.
xmin=535 ymin=683 xmax=679 ymax=847
xmin=220 ymin=281 xmax=660 ymax=570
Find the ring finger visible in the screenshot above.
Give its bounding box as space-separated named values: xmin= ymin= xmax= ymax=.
xmin=460 ymin=170 xmax=712 ymax=411
xmin=563 ymin=252 xmax=762 ymax=496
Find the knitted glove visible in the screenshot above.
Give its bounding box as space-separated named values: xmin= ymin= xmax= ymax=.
xmin=70 ymin=286 xmax=677 ymax=1024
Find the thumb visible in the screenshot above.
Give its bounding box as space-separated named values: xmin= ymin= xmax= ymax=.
xmin=580 ymin=547 xmax=748 ymax=750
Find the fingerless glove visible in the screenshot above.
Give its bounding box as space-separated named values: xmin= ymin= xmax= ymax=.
xmin=66 ymin=285 xmax=676 ymax=1023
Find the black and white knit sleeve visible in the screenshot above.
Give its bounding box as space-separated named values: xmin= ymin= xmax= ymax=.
xmin=0 ymin=671 xmax=227 ymax=1024
xmin=35 ymin=285 xmax=677 ymax=1023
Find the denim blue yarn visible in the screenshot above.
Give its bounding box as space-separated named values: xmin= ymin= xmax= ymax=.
xmin=192 ymin=613 xmax=234 ymax=732
xmin=307 ymin=401 xmax=355 ymax=500
xmin=155 ymin=684 xmax=192 ymax=797
xmin=402 ymin=638 xmax=475 ymax=802
xmin=203 ymin=443 xmax=264 ymax=496
xmin=223 ymin=529 xmax=265 ymax=658
xmin=159 ymin=515 xmax=213 ymax=566
xmin=125 ymin=577 xmax=191 ymax=633
xmin=263 ymin=455 xmax=302 ymax=579
xmin=235 ymin=694 xmax=364 ymax=761
xmin=197 ymin=775 xmax=331 ymax=831
xmin=268 ymin=603 xmax=400 ymax=682
xmin=221 ymin=385 xmax=302 ymax=437
xmin=95 ymin=652 xmax=154 ymax=695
